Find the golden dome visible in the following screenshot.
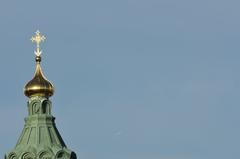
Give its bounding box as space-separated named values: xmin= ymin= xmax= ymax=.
xmin=24 ymin=57 xmax=54 ymax=98
xmin=24 ymin=31 xmax=54 ymax=98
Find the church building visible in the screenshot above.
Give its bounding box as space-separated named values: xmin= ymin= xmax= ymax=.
xmin=5 ymin=31 xmax=76 ymax=159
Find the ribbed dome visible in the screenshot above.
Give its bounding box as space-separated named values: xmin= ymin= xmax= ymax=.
xmin=24 ymin=57 xmax=54 ymax=98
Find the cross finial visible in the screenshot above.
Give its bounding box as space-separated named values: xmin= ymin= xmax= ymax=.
xmin=31 ymin=30 xmax=46 ymax=57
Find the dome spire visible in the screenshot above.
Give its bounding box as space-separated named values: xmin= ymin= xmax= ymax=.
xmin=24 ymin=30 xmax=54 ymax=98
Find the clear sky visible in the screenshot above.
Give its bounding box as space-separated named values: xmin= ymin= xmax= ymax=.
xmin=0 ymin=0 xmax=240 ymax=159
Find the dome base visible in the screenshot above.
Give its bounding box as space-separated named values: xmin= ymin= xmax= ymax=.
xmin=5 ymin=96 xmax=76 ymax=159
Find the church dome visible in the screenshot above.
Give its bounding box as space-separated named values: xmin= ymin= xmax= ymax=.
xmin=24 ymin=30 xmax=54 ymax=98
xmin=24 ymin=56 xmax=54 ymax=98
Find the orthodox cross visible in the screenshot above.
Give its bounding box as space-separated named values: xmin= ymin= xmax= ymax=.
xmin=31 ymin=30 xmax=46 ymax=57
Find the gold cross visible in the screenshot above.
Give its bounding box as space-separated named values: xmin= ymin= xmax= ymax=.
xmin=31 ymin=30 xmax=46 ymax=56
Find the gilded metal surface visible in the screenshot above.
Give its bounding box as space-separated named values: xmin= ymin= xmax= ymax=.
xmin=24 ymin=62 xmax=54 ymax=97
xmin=24 ymin=31 xmax=54 ymax=98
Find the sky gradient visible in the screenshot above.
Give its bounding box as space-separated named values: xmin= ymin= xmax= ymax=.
xmin=0 ymin=0 xmax=240 ymax=159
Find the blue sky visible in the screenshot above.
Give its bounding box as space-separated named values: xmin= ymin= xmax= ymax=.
xmin=0 ymin=0 xmax=240 ymax=159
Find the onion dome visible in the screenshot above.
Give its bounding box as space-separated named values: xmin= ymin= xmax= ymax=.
xmin=24 ymin=31 xmax=54 ymax=98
